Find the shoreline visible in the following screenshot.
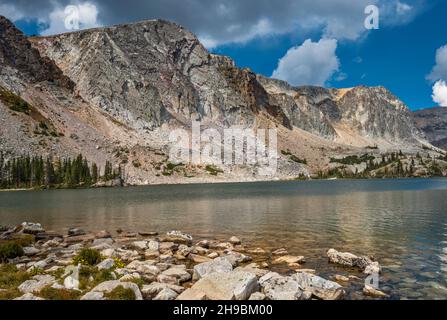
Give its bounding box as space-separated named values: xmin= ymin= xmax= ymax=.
xmin=0 ymin=223 xmax=386 ymax=301
xmin=0 ymin=175 xmax=444 ymax=193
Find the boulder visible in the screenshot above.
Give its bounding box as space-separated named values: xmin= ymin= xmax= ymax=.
xmin=64 ymin=265 xmax=80 ymax=290
xmin=161 ymin=266 xmax=191 ymax=283
xmin=177 ymin=244 xmax=193 ymax=257
xmin=191 ymin=271 xmax=258 ymax=300
xmin=177 ymin=288 xmax=207 ymax=301
xmin=97 ymin=258 xmax=115 ymax=270
xmin=148 ymin=240 xmax=160 ymax=251
xmin=126 ymin=260 xmax=160 ymax=276
xmin=153 ymin=288 xmax=179 ymax=300
xmin=249 ymin=292 xmax=266 ymax=300
xmin=68 ymin=228 xmax=86 ymax=237
xmin=293 ymin=272 xmax=345 ymax=300
xmin=363 ymin=285 xmax=389 ymax=298
xmin=132 ymin=241 xmax=149 ymax=250
xmin=229 ymin=236 xmax=241 ymax=245
xmin=224 ymin=251 xmax=252 ymax=266
xmin=327 ymin=249 xmax=381 ymax=275
xmin=190 ymin=254 xmax=212 ymax=264
xmin=234 ymin=264 xmax=269 ymax=278
xmin=23 ymin=246 xmax=40 ymax=256
xmin=81 ymin=291 xmax=105 ymax=300
xmin=18 ymin=275 xmax=55 ymax=294
xmin=166 ymin=231 xmax=193 ymax=244
xmin=119 ymin=273 xmax=141 ymax=282
xmin=273 ymin=255 xmax=306 ymax=265
xmin=142 ymin=282 xmax=185 ymax=299
xmin=259 ymin=272 xmax=306 ymax=300
xmin=272 ymin=248 xmax=288 ymax=256
xmin=193 ymin=257 xmax=233 ymax=281
xmin=21 ymin=222 xmax=44 ymax=235
xmin=14 ymin=293 xmax=44 ymax=300
xmin=90 ymin=280 xmax=143 ymax=300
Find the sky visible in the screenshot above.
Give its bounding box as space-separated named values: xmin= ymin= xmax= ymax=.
xmin=1 ymin=0 xmax=447 ymax=110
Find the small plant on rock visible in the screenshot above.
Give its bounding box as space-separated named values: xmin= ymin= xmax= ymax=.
xmin=73 ymin=248 xmax=102 ymax=266
xmin=0 ymin=242 xmax=24 ymax=263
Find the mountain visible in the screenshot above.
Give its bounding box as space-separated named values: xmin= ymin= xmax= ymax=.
xmin=0 ymin=16 xmax=444 ymax=184
xmin=413 ymin=107 xmax=447 ymax=151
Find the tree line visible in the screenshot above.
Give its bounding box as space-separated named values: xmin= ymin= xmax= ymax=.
xmin=0 ymin=153 xmax=121 ymax=190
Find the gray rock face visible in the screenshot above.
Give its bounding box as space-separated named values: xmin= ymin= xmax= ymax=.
xmin=0 ymin=16 xmax=436 ymax=185
xmin=413 ymin=107 xmax=447 ymax=150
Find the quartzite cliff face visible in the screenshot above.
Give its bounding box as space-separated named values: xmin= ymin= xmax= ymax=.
xmin=0 ymin=16 xmax=445 ymax=184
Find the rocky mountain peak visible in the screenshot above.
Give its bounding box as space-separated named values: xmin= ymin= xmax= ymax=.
xmin=0 ymin=16 xmax=73 ymax=90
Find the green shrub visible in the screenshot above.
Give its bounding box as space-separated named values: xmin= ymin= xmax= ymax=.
xmin=0 ymin=288 xmax=21 ymax=300
xmin=104 ymin=286 xmax=136 ymax=300
xmin=73 ymin=248 xmax=102 ymax=266
xmin=0 ymin=87 xmax=31 ymax=114
xmin=205 ymin=165 xmax=224 ymax=176
xmin=39 ymin=286 xmax=82 ymax=300
xmin=0 ymin=243 xmax=24 ymax=263
xmin=0 ymin=264 xmax=30 ymax=289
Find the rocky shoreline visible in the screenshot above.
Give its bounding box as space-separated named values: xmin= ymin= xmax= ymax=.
xmin=0 ymin=222 xmax=387 ymax=301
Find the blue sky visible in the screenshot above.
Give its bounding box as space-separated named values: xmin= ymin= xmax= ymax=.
xmin=3 ymin=0 xmax=447 ymax=110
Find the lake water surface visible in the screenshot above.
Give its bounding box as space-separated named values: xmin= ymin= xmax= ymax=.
xmin=1 ymin=178 xmax=447 ymax=299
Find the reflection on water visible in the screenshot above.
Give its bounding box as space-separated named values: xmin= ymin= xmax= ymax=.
xmin=1 ymin=178 xmax=447 ymax=299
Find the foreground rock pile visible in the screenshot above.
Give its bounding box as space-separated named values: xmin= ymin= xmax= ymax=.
xmin=0 ymin=222 xmax=388 ymax=300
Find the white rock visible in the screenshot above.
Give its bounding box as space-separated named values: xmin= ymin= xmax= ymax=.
xmin=97 ymin=258 xmax=115 ymax=270
xmin=148 ymin=240 xmax=160 ymax=251
xmin=132 ymin=241 xmax=149 ymax=250
xmin=23 ymin=247 xmax=40 ymax=256
xmin=293 ymin=272 xmax=345 ymax=300
xmin=177 ymin=288 xmax=207 ymax=301
xmin=119 ymin=273 xmax=141 ymax=282
xmin=127 ymin=260 xmax=160 ymax=276
xmin=273 ymin=255 xmax=306 ymax=265
xmin=63 ymin=265 xmax=80 ymax=290
xmin=101 ymin=248 xmax=116 ymax=258
xmin=141 ymin=282 xmax=185 ymax=298
xmin=18 ymin=275 xmax=55 ymax=294
xmin=14 ymin=293 xmax=44 ymax=300
xmin=193 ymin=257 xmax=233 ymax=280
xmin=162 ymin=267 xmax=191 ymax=283
xmin=153 ymin=288 xmax=179 ymax=301
xmin=81 ymin=291 xmax=105 ymax=300
xmin=191 ymin=271 xmax=258 ymax=300
xmin=259 ymin=272 xmax=306 ymax=301
xmin=249 ymin=292 xmax=266 ymax=300
xmin=166 ymin=231 xmax=193 ymax=244
xmin=229 ymin=236 xmax=241 ymax=245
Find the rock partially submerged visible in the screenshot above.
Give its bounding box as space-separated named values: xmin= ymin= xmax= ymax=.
xmin=327 ymin=249 xmax=381 ymax=275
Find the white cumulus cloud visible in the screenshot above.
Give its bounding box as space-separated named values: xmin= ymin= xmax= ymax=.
xmin=271 ymin=38 xmax=340 ymax=87
xmin=427 ymin=45 xmax=447 ymax=82
xmin=432 ymin=80 xmax=447 ymax=107
xmin=40 ymin=2 xmax=101 ymax=36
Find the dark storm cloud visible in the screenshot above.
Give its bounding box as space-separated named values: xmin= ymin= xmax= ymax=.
xmin=0 ymin=0 xmax=421 ymax=46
